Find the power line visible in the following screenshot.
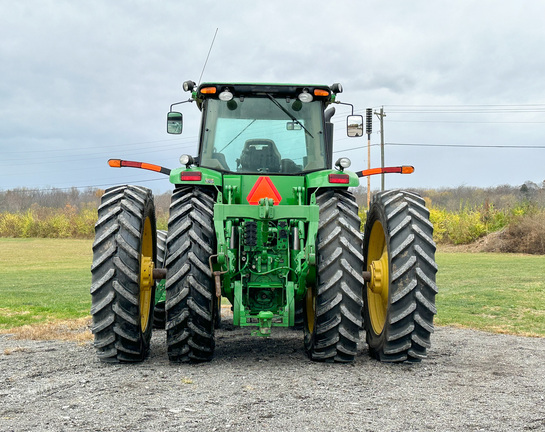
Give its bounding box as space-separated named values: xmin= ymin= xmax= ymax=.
xmin=333 ymin=144 xmax=381 ymax=153
xmin=346 ymin=103 xmax=545 ymax=116
xmin=387 ymin=120 xmax=545 ymax=124
xmin=0 ymin=142 xmax=197 ymax=167
xmin=1 ymin=137 xmax=198 ymax=155
xmin=396 ymin=103 xmax=545 ymax=105
xmin=3 ymin=140 xmax=194 ymax=161
xmin=333 ymin=142 xmax=545 ymax=152
xmin=1 ymin=177 xmax=169 ymax=193
xmin=384 ymin=102 xmax=545 ymax=108
xmin=386 ymin=109 xmax=545 ymax=113
xmin=386 ymin=142 xmax=545 ymax=149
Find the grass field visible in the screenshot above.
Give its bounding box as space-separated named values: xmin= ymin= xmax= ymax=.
xmin=0 ymin=239 xmax=544 ymax=337
xmin=435 ymin=251 xmax=545 ymax=336
xmin=0 ymin=238 xmax=92 ymax=329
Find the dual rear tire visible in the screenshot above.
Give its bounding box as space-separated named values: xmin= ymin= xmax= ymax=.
xmin=303 ymin=188 xmax=438 ymax=363
xmin=152 ymin=230 xmax=167 ymax=329
xmin=165 ymin=186 xmax=217 ymax=362
xmin=90 ymin=185 xmax=156 ymax=363
xmin=362 ymin=190 xmax=438 ymax=362
xmin=91 ymin=185 xmax=218 ymax=364
xmin=303 ymin=189 xmax=364 ymax=362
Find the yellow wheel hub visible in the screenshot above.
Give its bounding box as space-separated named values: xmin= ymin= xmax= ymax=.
xmin=367 ymin=220 xmax=389 ymax=335
xmin=139 ymin=217 xmax=154 ymax=333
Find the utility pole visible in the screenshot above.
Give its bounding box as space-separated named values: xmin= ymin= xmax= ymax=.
xmin=366 ymin=108 xmax=372 ymax=207
xmin=375 ymin=107 xmax=386 ymax=190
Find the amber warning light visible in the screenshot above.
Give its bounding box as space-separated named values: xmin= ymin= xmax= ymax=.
xmin=108 ymin=159 xmax=171 ymax=175
xmin=356 ymin=166 xmax=414 ymax=178
xmin=313 ymin=89 xmax=330 ymax=97
xmin=200 ymin=87 xmax=217 ymax=94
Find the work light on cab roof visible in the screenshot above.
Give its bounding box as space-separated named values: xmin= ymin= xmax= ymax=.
xmin=179 ymin=154 xmax=194 ymax=167
xmin=335 ymin=157 xmax=352 ymax=170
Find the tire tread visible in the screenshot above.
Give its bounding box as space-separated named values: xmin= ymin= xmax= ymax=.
xmin=363 ymin=190 xmax=437 ymax=362
xmin=304 ymin=189 xmax=364 ymax=363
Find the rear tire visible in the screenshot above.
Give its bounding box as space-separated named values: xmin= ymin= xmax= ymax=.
xmin=293 ymin=300 xmax=304 ymax=330
xmin=165 ymin=186 xmax=217 ymax=362
xmin=363 ymin=190 xmax=438 ymax=362
xmin=90 ymin=185 xmax=156 ymax=363
xmin=153 ymin=230 xmax=167 ymax=329
xmin=214 ymin=297 xmax=222 ymax=330
xmin=304 ymin=189 xmax=364 ymax=362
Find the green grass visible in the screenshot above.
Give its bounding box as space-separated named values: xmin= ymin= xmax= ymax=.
xmin=0 ymin=239 xmax=544 ymax=337
xmin=0 ymin=238 xmax=92 ymax=329
xmin=436 ymin=252 xmax=545 ymax=336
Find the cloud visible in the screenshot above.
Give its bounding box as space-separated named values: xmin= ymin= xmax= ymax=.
xmin=1 ymin=0 xmax=545 ymax=190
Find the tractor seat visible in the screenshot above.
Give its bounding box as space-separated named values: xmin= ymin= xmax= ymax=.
xmin=239 ymin=139 xmax=281 ymax=173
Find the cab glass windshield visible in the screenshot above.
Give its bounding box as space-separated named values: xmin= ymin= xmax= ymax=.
xmin=199 ymin=97 xmax=327 ymax=174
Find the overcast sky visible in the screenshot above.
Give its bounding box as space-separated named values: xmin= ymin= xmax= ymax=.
xmin=1 ymin=0 xmax=545 ymax=193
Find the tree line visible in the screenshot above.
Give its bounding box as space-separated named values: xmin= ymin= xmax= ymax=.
xmin=1 ymin=183 xmax=544 ymax=253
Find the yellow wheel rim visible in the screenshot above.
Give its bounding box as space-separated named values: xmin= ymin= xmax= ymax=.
xmin=305 ymin=286 xmax=315 ymax=334
xmin=139 ymin=216 xmax=154 ymax=333
xmin=367 ymin=220 xmax=389 ymax=335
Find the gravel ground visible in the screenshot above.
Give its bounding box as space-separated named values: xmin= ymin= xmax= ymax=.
xmin=1 ymin=322 xmax=544 ymax=432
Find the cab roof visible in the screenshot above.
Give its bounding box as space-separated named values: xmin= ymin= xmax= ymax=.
xmin=193 ymin=82 xmax=340 ymax=109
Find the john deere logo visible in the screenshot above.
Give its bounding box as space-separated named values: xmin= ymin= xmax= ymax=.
xmin=246 ymin=177 xmax=282 ymax=205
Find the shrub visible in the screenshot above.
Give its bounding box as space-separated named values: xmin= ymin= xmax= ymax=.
xmin=0 ymin=213 xmax=25 ymax=237
xmin=156 ymin=213 xmax=169 ymax=231
xmin=484 ymin=211 xmax=545 ymax=255
xmin=0 ymin=205 xmax=98 ymax=239
xmin=430 ymin=207 xmax=487 ymax=244
xmin=72 ymin=208 xmax=98 ymax=238
xmin=358 ymin=209 xmax=367 ymax=232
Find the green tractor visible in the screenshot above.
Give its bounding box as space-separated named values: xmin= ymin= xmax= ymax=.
xmin=90 ymin=82 xmax=437 ymax=363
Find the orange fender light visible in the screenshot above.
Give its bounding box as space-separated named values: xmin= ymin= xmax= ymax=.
xmin=108 ymin=159 xmax=171 ymax=175
xmin=356 ymin=166 xmax=414 ymax=178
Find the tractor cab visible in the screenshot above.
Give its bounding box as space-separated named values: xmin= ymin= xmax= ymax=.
xmin=167 ymin=82 xmax=346 ymax=174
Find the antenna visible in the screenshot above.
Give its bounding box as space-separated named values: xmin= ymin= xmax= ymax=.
xmin=198 ymin=28 xmax=219 ymax=86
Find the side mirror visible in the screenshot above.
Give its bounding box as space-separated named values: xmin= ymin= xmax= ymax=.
xmin=167 ymin=112 xmax=183 ymax=134
xmin=347 ymin=115 xmax=364 ymax=137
